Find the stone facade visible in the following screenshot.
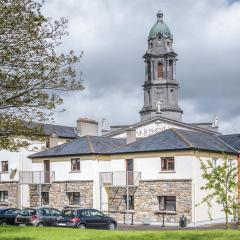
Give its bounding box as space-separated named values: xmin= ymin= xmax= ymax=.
xmin=106 ymin=186 xmax=137 ymax=221
xmin=30 ymin=180 xmax=93 ymax=210
xmin=106 ymin=179 xmax=192 ymax=225
xmin=0 ymin=182 xmax=19 ymax=208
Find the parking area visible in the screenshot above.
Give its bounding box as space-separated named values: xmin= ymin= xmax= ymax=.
xmin=117 ymin=223 xmax=238 ymax=231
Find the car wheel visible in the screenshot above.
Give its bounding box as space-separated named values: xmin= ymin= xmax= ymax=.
xmin=37 ymin=222 xmax=44 ymax=227
xmin=108 ymin=222 xmax=116 ymax=231
xmin=0 ymin=221 xmax=8 ymax=226
xmin=77 ymin=223 xmax=86 ymax=229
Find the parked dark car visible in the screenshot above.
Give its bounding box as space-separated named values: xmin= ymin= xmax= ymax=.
xmin=15 ymin=207 xmax=62 ymax=226
xmin=0 ymin=208 xmax=21 ymax=225
xmin=57 ymin=208 xmax=117 ymax=230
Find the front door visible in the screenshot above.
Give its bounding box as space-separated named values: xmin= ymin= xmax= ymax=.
xmin=43 ymin=160 xmax=50 ymax=183
xmin=126 ymin=159 xmax=134 ymax=185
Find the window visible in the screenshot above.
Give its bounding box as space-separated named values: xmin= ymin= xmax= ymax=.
xmin=51 ymin=208 xmax=62 ymax=216
xmin=147 ymin=62 xmax=151 ymax=81
xmin=212 ymin=158 xmax=218 ymax=168
xmin=71 ymin=158 xmax=80 ymax=171
xmin=0 ymin=191 xmax=8 ymax=203
xmin=5 ymin=209 xmax=21 ymax=214
xmin=124 ymin=195 xmax=134 ymax=210
xmin=228 ymin=159 xmax=233 ymax=168
xmin=39 ymin=208 xmax=51 ymax=216
xmin=158 ymin=196 xmax=176 ymax=211
xmin=41 ymin=192 xmax=49 ymax=205
xmin=1 ymin=161 xmax=8 ymax=173
xmin=89 ymin=209 xmax=105 ymax=217
xmin=68 ymin=192 xmax=80 ymax=205
xmin=157 ymin=63 xmax=164 ymax=78
xmin=161 ymin=157 xmax=175 ymax=171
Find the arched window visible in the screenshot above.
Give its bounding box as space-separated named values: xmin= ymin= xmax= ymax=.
xmin=157 ymin=63 xmax=164 ymax=78
xmin=147 ymin=62 xmax=151 ymax=81
xmin=169 ymin=60 xmax=173 ymax=79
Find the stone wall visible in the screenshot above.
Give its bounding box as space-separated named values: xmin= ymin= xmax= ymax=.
xmin=105 ymin=186 xmax=137 ymax=221
xmin=105 ymin=179 xmax=192 ymax=225
xmin=0 ymin=182 xmax=19 ymax=208
xmin=30 ymin=181 xmax=93 ymax=210
xmin=29 ymin=184 xmax=50 ymax=207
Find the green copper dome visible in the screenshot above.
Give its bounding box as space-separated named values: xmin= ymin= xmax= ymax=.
xmin=149 ymin=11 xmax=172 ymax=39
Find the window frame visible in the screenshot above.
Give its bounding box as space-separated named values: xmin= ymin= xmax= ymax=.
xmin=124 ymin=195 xmax=134 ymax=210
xmin=157 ymin=62 xmax=164 ymax=79
xmin=158 ymin=196 xmax=176 ymax=212
xmin=41 ymin=192 xmax=49 ymax=205
xmin=71 ymin=158 xmax=80 ymax=172
xmin=161 ymin=157 xmax=175 ymax=172
xmin=212 ymin=158 xmax=218 ymax=168
xmin=67 ymin=192 xmax=80 ymax=205
xmin=1 ymin=161 xmax=9 ymax=173
xmin=0 ymin=191 xmax=8 ymax=203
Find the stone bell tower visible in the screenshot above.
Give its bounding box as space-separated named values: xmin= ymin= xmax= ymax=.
xmin=139 ymin=10 xmax=183 ymax=122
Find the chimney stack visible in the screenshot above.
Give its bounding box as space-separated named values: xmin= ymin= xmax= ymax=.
xmin=49 ymin=133 xmax=58 ymax=148
xmin=76 ymin=118 xmax=99 ymax=137
xmin=126 ymin=128 xmax=136 ymax=144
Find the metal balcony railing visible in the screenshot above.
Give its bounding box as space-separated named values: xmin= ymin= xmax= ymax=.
xmin=100 ymin=171 xmax=141 ymax=187
xmin=19 ymin=171 xmax=55 ymax=184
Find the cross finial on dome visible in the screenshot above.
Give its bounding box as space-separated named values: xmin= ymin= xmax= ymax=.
xmin=157 ymin=10 xmax=163 ymax=21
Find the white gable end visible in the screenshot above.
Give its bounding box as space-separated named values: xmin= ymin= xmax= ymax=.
xmin=113 ymin=120 xmax=186 ymax=138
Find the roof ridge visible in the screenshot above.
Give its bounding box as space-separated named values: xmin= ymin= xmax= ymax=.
xmin=171 ymin=128 xmax=194 ymax=148
xmin=85 ymin=135 xmax=95 ymax=153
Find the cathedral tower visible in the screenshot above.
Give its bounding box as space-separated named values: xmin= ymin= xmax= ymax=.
xmin=140 ymin=11 xmax=183 ymax=121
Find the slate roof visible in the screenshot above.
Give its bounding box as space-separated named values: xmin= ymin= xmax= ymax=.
xmin=30 ymin=122 xmax=78 ymax=139
xmin=29 ymin=136 xmax=126 ymax=158
xmin=218 ymin=134 xmax=240 ymax=151
xmin=111 ymin=128 xmax=238 ymax=155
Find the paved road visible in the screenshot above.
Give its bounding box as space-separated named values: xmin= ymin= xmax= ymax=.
xmin=117 ymin=223 xmax=238 ymax=231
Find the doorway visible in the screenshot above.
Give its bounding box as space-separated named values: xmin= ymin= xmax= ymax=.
xmin=43 ymin=160 xmax=50 ymax=183
xmin=126 ymin=159 xmax=134 ymax=185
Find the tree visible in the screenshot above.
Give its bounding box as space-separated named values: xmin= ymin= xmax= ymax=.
xmin=0 ymin=0 xmax=84 ymax=151
xmin=198 ymin=155 xmax=239 ymax=229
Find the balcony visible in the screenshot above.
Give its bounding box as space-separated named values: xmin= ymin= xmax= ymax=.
xmin=19 ymin=171 xmax=55 ymax=184
xmin=0 ymin=172 xmax=10 ymax=181
xmin=100 ymin=171 xmax=141 ymax=187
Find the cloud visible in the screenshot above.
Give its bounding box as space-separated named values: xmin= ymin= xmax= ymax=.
xmin=42 ymin=0 xmax=240 ymax=134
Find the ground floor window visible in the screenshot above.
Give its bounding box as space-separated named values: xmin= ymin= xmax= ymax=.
xmin=158 ymin=196 xmax=176 ymax=211
xmin=0 ymin=191 xmax=8 ymax=203
xmin=124 ymin=195 xmax=134 ymax=210
xmin=67 ymin=192 xmax=80 ymax=205
xmin=41 ymin=192 xmax=49 ymax=205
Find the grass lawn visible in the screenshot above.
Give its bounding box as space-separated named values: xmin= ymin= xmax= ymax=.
xmin=0 ymin=226 xmax=240 ymax=240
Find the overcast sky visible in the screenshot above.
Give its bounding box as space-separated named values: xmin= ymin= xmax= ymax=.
xmin=42 ymin=0 xmax=240 ymax=134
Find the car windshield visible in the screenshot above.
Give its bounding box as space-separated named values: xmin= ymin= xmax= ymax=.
xmin=62 ymin=210 xmax=76 ymax=217
xmin=20 ymin=209 xmax=36 ymax=216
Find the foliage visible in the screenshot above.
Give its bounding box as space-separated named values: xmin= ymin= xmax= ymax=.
xmin=1 ymin=227 xmax=240 ymax=240
xmin=0 ymin=0 xmax=84 ymax=151
xmin=198 ymin=154 xmax=239 ymax=229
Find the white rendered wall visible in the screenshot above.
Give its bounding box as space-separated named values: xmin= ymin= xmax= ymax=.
xmin=192 ymin=156 xmax=237 ymax=226
xmin=110 ymin=156 xmax=194 ymax=180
